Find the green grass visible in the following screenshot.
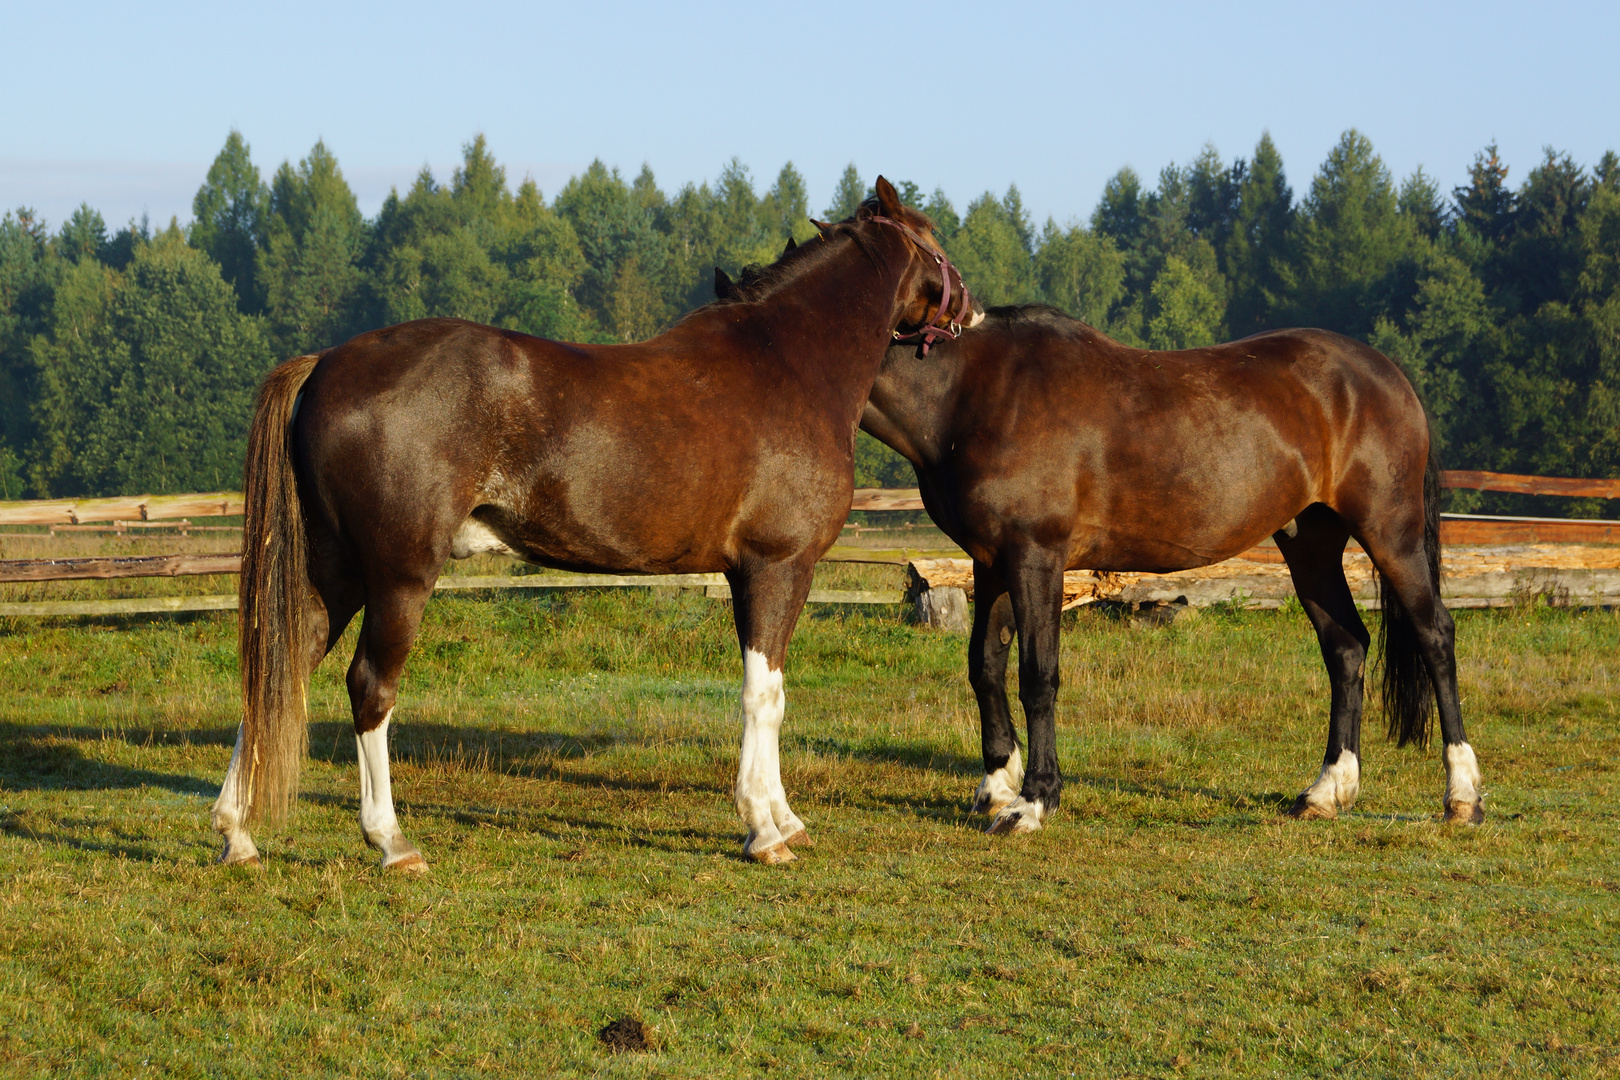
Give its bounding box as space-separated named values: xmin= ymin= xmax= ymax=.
xmin=1 ymin=588 xmax=1617 ymax=1077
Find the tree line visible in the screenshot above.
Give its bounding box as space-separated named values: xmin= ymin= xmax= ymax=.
xmin=1 ymin=130 xmax=1617 ymax=514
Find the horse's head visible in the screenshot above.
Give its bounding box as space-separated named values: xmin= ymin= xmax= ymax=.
xmin=712 ymin=179 xmax=981 ymax=354
xmin=845 ymin=176 xmax=984 ymax=354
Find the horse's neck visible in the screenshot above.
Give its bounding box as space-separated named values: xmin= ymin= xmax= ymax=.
xmin=744 ymin=240 xmax=906 ymax=405
xmin=861 ymin=343 xmax=968 ymax=469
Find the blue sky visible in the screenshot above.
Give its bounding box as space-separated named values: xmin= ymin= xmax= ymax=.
xmin=3 ymin=0 xmax=1616 ymax=233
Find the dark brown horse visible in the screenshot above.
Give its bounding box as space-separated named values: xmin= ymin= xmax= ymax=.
xmin=211 ymin=178 xmax=983 ymax=869
xmin=858 ymin=305 xmax=1484 ymax=832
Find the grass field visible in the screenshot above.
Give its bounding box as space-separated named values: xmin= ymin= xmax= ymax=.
xmin=0 ymin=580 xmax=1617 ymax=1077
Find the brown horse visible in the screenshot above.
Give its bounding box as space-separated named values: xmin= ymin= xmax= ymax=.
xmin=211 ymin=178 xmax=983 ymax=869
xmin=858 ymin=305 xmax=1484 ymax=832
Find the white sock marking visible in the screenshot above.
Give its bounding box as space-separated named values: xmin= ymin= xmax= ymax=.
xmin=356 ymin=711 xmax=423 ymax=868
xmin=1301 ymin=749 xmax=1361 ymax=814
xmin=735 ymin=648 xmax=801 ymax=857
xmin=972 ymin=745 xmax=1024 ymax=814
xmin=1444 ymin=742 xmax=1483 ymax=808
xmin=211 ymin=724 xmax=261 ymax=864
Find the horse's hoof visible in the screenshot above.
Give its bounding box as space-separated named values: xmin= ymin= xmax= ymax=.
xmin=970 ymin=792 xmax=1013 ymax=816
xmin=987 ymin=800 xmax=1044 ymax=836
xmin=781 ymin=829 xmax=814 ymax=849
xmin=1444 ymin=801 xmax=1485 ymax=825
xmin=220 ymin=852 xmax=261 ymax=869
xmin=1287 ymin=794 xmax=1337 ymax=820
xmin=747 ymin=842 xmax=796 ymax=865
xmin=384 ymin=852 xmax=429 ymax=874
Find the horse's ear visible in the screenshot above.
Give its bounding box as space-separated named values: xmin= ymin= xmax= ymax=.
xmin=782 ymin=236 xmax=797 ymax=254
xmin=713 ymin=266 xmax=734 ymax=299
xmin=875 ymin=176 xmax=902 ymax=218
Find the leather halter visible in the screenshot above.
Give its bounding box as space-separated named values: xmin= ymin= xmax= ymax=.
xmin=865 ymin=215 xmax=975 ymax=355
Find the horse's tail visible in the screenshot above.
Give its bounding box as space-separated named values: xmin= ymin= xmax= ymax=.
xmin=1377 ymin=423 xmax=1442 ymax=748
xmin=233 ymin=353 xmax=322 ymax=824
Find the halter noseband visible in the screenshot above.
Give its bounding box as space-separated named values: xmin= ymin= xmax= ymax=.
xmin=865 ymin=215 xmax=975 ymax=355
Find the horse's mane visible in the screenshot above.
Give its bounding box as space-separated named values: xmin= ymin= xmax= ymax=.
xmin=967 ymin=304 xmax=1121 ymax=351
xmin=698 ymin=197 xmax=931 ymax=311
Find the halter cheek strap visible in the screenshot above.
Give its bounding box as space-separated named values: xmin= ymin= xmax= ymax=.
xmin=866 ymin=215 xmax=975 ymax=356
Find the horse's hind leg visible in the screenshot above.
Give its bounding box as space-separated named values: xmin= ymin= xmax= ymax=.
xmin=726 ymin=557 xmax=816 ymax=864
xmin=1277 ymin=507 xmax=1370 ymax=819
xmin=214 ymin=520 xmax=365 ymax=865
xmin=969 ymin=564 xmax=1023 ymax=815
xmin=346 ymin=576 xmax=434 ymax=872
xmin=988 ymin=545 xmax=1067 ymax=836
xmin=1360 ymin=534 xmax=1481 ymax=824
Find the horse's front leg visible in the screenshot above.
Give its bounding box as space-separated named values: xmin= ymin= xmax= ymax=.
xmin=988 ymin=547 xmax=1066 ymax=836
xmin=968 ymin=563 xmax=1023 ymax=815
xmin=727 ymin=558 xmax=816 ymax=864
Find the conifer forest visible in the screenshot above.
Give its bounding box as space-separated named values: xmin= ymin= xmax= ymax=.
xmin=2 ymin=130 xmax=1617 ymax=511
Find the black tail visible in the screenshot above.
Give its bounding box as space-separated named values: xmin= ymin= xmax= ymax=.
xmin=1377 ymin=434 xmax=1442 ymax=747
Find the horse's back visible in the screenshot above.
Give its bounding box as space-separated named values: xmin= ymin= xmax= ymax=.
xmin=944 ymin=315 xmax=1429 ymax=572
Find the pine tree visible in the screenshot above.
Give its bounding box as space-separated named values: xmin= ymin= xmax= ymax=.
xmin=1453 ymin=144 xmax=1515 ymax=248
xmin=1398 ymin=168 xmax=1445 ymax=241
xmin=923 ymin=189 xmax=960 ymax=239
xmin=190 ymin=131 xmax=269 ymax=312
xmin=555 ymin=160 xmax=674 ymax=330
xmin=259 ymin=140 xmax=367 ymax=354
xmin=761 ymin=162 xmax=813 ymax=242
xmin=1499 ymin=149 xmax=1590 ymax=316
xmin=1283 ymin=129 xmax=1423 ymax=337
xmin=0 ymin=209 xmax=56 ymax=494
xmin=949 ymin=190 xmax=1037 ymax=307
xmin=825 ymin=164 xmax=865 ymax=221
xmin=1223 ymin=133 xmax=1293 ymax=336
xmin=57 ymin=205 xmax=109 ymax=264
xmin=1091 ymin=167 xmax=1145 ymax=248
xmin=1034 ymin=220 xmax=1125 ymax=326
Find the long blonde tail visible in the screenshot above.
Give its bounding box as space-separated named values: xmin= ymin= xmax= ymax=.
xmin=234 ymin=353 xmax=322 ymax=824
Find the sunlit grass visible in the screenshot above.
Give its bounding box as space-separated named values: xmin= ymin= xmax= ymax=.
xmin=1 ymin=592 xmax=1616 ymax=1077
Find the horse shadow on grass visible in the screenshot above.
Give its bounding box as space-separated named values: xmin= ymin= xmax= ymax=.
xmin=0 ymin=719 xmax=224 ymax=798
xmin=1064 ymin=771 xmax=1298 ymax=820
xmin=0 ymin=811 xmax=187 ymax=863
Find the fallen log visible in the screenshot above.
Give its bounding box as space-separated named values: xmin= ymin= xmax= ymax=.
xmin=907 ymin=545 xmax=1620 ymax=621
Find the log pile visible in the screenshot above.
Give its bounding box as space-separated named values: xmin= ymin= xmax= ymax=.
xmin=906 ymin=545 xmax=1620 ymax=627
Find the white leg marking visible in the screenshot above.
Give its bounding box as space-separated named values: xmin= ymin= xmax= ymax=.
xmin=735 ymin=648 xmax=801 ymax=863
xmin=971 ymin=745 xmax=1024 ymax=815
xmin=356 ymin=711 xmax=427 ymax=871
xmin=1444 ymin=742 xmax=1484 ymax=823
xmin=1295 ymin=749 xmax=1361 ymax=819
xmin=211 ymin=724 xmax=261 ymax=866
xmin=987 ymin=795 xmax=1046 ymax=836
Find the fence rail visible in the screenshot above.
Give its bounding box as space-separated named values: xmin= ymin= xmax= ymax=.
xmin=1439 ymin=470 xmax=1620 ymax=499
xmin=0 ymin=572 xmax=903 ymax=619
xmin=2 ymin=475 xmax=1618 ymax=617
xmin=1 ymin=474 xmax=1612 ymax=527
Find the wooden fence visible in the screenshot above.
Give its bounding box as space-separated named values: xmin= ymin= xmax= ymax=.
xmin=0 ymin=472 xmax=1616 ymax=618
